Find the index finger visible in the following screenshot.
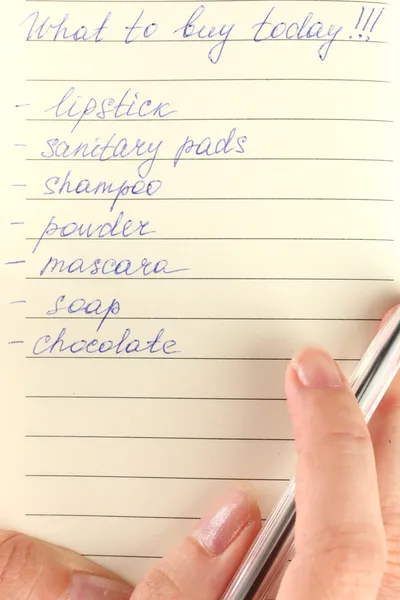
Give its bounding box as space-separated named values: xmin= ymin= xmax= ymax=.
xmin=132 ymin=487 xmax=261 ymax=600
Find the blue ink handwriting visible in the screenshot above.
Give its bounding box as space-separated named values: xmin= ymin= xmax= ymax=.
xmin=33 ymin=211 xmax=154 ymax=253
xmin=174 ymin=127 xmax=247 ymax=167
xmin=351 ymin=6 xmax=384 ymax=41
xmin=45 ymin=87 xmax=176 ymax=133
xmin=23 ymin=11 xmax=111 ymax=42
xmin=253 ymin=6 xmax=343 ymax=61
xmin=21 ymin=4 xmax=385 ymax=63
xmin=41 ymin=133 xmax=163 ymax=179
xmin=125 ymin=9 xmax=158 ymax=43
xmin=39 ymin=255 xmax=189 ymax=278
xmin=173 ymin=4 xmax=235 ymax=64
xmin=47 ymin=296 xmax=121 ymax=331
xmin=44 ymin=170 xmax=162 ymax=212
xmin=33 ymin=327 xmax=180 ymax=356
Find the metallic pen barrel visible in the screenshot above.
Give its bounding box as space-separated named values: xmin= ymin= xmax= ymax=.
xmin=221 ymin=306 xmax=400 ymax=600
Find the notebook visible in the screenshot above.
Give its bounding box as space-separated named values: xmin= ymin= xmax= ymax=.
xmin=1 ymin=0 xmax=399 ymax=595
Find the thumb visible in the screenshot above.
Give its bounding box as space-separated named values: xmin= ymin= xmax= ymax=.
xmin=0 ymin=530 xmax=133 ymax=599
xmin=278 ymin=347 xmax=386 ymax=600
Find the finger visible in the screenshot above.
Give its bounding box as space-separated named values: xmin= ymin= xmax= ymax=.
xmin=369 ymin=370 xmax=400 ymax=599
xmin=132 ymin=487 xmax=261 ymax=600
xmin=278 ymin=348 xmax=386 ymax=600
xmin=0 ymin=530 xmax=133 ymax=600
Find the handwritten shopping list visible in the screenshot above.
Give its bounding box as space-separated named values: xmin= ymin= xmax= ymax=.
xmin=0 ymin=0 xmax=398 ymax=590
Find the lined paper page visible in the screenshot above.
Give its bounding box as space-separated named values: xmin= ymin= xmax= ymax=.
xmin=1 ymin=0 xmax=399 ymax=592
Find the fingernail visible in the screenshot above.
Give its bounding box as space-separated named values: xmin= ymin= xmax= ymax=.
xmin=194 ymin=487 xmax=258 ymax=555
xmin=68 ymin=574 xmax=133 ymax=600
xmin=379 ymin=305 xmax=400 ymax=330
xmin=291 ymin=347 xmax=343 ymax=389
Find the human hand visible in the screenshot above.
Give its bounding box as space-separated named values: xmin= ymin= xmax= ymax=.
xmin=0 ymin=343 xmax=399 ymax=599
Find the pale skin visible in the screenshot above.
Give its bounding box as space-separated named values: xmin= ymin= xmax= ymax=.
xmin=1 ymin=315 xmax=399 ymax=599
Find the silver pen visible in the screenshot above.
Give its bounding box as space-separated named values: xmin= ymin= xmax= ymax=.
xmin=222 ymin=305 xmax=400 ymax=600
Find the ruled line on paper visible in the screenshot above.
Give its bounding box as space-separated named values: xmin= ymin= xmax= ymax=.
xmin=24 ymin=0 xmax=390 ymax=4
xmin=25 ymin=474 xmax=290 ymax=481
xmin=24 ymin=317 xmax=381 ymax=322
xmin=26 ymin=435 xmax=295 ymax=440
xmin=25 ymin=395 xmax=287 ymax=400
xmin=25 ymin=197 xmax=394 ymax=202
xmin=26 ymin=78 xmax=392 ymax=83
xmin=26 ymin=158 xmax=394 ymax=163
xmin=25 ymin=356 xmax=361 ymax=361
xmin=25 ymin=38 xmax=388 ymax=45
xmin=26 ymin=513 xmax=201 ymax=519
xmin=84 ymin=555 xmax=163 ymax=560
xmin=26 ymin=118 xmax=394 ymax=123
xmin=26 ymin=277 xmax=395 ymax=281
xmin=24 ymin=238 xmax=395 ymax=242
xmin=25 ymin=514 xmax=270 ymax=521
